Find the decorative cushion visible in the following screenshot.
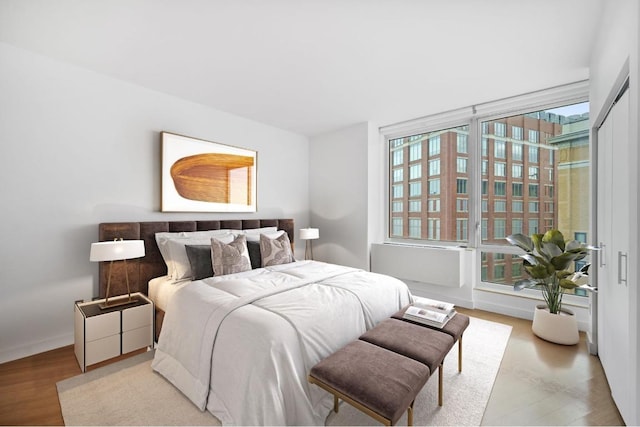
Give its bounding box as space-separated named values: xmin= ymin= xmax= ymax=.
xmin=260 ymin=232 xmax=294 ymax=267
xmin=247 ymin=241 xmax=262 ymax=269
xmin=185 ymin=245 xmax=214 ymax=280
xmin=155 ymin=229 xmax=233 ymax=279
xmin=211 ymin=234 xmax=252 ymax=276
xmin=167 ymin=233 xmax=234 ymax=281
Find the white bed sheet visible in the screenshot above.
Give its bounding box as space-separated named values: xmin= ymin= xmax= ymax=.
xmin=148 ymin=275 xmax=188 ymax=312
xmin=151 ymin=260 xmax=412 ymax=425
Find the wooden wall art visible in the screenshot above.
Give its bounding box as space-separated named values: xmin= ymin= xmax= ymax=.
xmin=161 ymin=132 xmax=257 ymax=212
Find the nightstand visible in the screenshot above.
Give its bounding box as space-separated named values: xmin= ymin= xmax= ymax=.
xmin=74 ymin=292 xmax=154 ymax=372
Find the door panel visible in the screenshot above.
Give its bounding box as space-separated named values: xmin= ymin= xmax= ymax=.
xmin=597 ymin=89 xmax=630 ymax=422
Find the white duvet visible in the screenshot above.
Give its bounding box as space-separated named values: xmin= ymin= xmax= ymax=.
xmin=151 ymin=260 xmax=412 ymax=425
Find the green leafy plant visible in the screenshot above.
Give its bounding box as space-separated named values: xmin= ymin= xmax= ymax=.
xmin=506 ymin=229 xmax=590 ymax=314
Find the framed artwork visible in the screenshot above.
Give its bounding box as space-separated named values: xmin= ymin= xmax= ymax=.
xmin=161 ymin=132 xmax=257 ymax=212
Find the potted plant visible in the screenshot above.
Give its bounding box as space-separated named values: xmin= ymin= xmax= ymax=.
xmin=506 ymin=229 xmax=591 ymax=345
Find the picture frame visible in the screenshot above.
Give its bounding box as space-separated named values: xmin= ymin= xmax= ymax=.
xmin=161 ymin=132 xmax=257 ymax=212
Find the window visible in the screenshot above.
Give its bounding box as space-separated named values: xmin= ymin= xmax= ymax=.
xmin=512 ymin=164 xmax=523 ymax=178
xmin=512 ymin=200 xmax=523 ymax=212
xmin=387 ymin=98 xmax=589 ymax=263
xmin=409 ymin=182 xmax=421 ymax=197
xmin=512 ymin=218 xmax=523 ymax=234
xmin=512 ymin=183 xmax=523 ymax=197
xmin=391 ymin=218 xmax=403 ymax=236
xmin=408 ymin=218 xmax=421 ymax=238
xmin=409 ymin=141 xmax=421 ymax=161
xmin=392 ymin=149 xmax=403 ymax=166
xmin=529 ymin=145 xmax=539 ymax=163
xmin=494 ymin=140 xmax=506 ymax=158
xmin=457 ymin=157 xmax=467 ymax=173
xmin=409 ymin=200 xmax=421 ymax=212
xmin=428 ymin=219 xmax=440 ymax=240
xmin=456 ymin=179 xmax=467 ymax=194
xmin=494 ymin=219 xmax=506 ymax=239
xmin=409 ymin=164 xmax=421 ymax=180
xmin=512 ymin=126 xmax=523 ymax=140
xmin=456 ymin=219 xmax=468 ymax=241
xmin=429 ymin=136 xmax=440 ymax=156
xmin=429 ymin=159 xmax=440 ymax=176
xmin=512 ymin=142 xmax=523 ymax=161
xmin=429 ymin=179 xmax=440 ymax=195
xmin=457 ymin=133 xmax=468 ymax=153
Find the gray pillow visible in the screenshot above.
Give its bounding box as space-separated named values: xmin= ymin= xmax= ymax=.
xmin=185 ymin=245 xmax=214 ymax=280
xmin=259 ymin=232 xmax=294 ymax=267
xmin=211 ymin=234 xmax=252 ymax=276
xmin=247 ymin=241 xmax=262 ymax=269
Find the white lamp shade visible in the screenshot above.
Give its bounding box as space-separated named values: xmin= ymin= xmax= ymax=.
xmin=299 ymin=228 xmax=319 ymax=240
xmin=90 ymin=240 xmax=145 ymax=262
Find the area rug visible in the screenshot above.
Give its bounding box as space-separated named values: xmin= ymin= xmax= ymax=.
xmin=57 ymin=316 xmax=511 ymax=426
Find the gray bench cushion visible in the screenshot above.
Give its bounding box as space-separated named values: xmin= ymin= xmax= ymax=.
xmin=309 ymin=340 xmax=430 ymax=424
xmin=360 ymin=318 xmax=455 ymax=372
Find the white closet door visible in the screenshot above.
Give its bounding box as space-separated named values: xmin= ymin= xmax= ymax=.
xmin=597 ymin=88 xmax=630 ymax=422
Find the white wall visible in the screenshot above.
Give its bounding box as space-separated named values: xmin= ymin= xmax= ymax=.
xmin=0 ymin=42 xmax=310 ymax=363
xmin=309 ymin=122 xmax=373 ymax=269
xmin=589 ymin=1 xmax=640 ymax=424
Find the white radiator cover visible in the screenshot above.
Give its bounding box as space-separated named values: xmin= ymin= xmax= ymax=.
xmin=370 ymin=243 xmax=465 ymax=288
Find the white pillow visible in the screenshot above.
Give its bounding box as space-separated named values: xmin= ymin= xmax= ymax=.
xmin=243 ymin=230 xmax=284 ymax=242
xmin=167 ymin=233 xmax=235 ymax=281
xmin=240 ymin=226 xmax=278 ymax=236
xmin=155 ymin=230 xmax=233 ymax=279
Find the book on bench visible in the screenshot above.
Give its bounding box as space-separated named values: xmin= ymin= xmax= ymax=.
xmin=403 ymin=297 xmax=456 ymax=328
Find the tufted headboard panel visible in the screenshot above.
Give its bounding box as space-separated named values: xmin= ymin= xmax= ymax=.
xmin=96 ymin=219 xmax=294 ymax=298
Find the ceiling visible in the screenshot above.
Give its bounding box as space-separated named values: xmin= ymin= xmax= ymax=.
xmin=0 ymin=0 xmax=603 ymax=137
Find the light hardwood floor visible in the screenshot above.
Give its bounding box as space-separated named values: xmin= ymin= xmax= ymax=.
xmin=0 ymin=309 xmax=625 ymax=426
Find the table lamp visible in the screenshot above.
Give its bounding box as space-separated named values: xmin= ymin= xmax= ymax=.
xmin=299 ymin=228 xmax=319 ymax=260
xmin=90 ymin=238 xmax=145 ymax=309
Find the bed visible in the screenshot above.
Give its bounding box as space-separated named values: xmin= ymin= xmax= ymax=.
xmin=97 ymin=219 xmax=412 ymax=425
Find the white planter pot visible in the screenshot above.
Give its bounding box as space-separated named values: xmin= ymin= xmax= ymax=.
xmin=531 ymin=304 xmax=579 ymax=345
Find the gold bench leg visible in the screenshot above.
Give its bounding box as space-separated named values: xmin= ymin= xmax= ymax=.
xmin=458 ymin=334 xmax=463 ymax=373
xmin=407 ymin=400 xmax=414 ymax=426
xmin=438 ymin=363 xmax=443 ymax=406
xmin=334 ymin=395 xmax=339 ymax=413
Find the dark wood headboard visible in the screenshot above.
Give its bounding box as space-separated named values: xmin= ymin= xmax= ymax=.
xmin=97 ymin=219 xmax=294 ymax=298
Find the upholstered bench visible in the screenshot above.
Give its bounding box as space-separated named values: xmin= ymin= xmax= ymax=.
xmin=392 ymin=307 xmax=470 ymax=372
xmin=309 ymin=340 xmax=430 ymax=426
xmin=359 ymin=318 xmax=455 ymax=406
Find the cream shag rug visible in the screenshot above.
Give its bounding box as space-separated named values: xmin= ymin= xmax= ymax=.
xmin=57 ymin=316 xmax=511 ymax=426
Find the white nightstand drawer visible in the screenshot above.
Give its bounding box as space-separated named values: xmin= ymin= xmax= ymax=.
xmin=86 ymin=334 xmax=121 ymax=365
xmin=123 ymin=304 xmax=152 ymax=332
xmin=85 ymin=311 xmax=120 ymax=342
xmin=122 ymin=325 xmax=152 ymax=354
